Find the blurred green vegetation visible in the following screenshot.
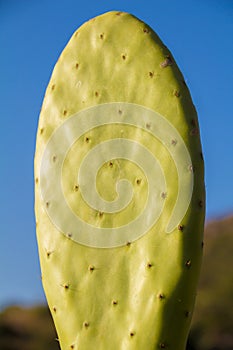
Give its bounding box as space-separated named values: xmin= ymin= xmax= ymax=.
xmin=0 ymin=215 xmax=232 ymax=350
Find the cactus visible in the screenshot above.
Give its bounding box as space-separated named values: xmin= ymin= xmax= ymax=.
xmin=34 ymin=11 xmax=205 ymax=350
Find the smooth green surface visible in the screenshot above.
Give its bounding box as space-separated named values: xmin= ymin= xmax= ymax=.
xmin=39 ymin=102 xmax=193 ymax=247
xmin=35 ymin=11 xmax=205 ymax=350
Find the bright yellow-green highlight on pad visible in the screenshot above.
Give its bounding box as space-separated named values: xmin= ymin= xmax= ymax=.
xmin=39 ymin=102 xmax=193 ymax=248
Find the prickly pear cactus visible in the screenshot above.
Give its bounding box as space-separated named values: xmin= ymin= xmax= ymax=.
xmin=34 ymin=11 xmax=205 ymax=350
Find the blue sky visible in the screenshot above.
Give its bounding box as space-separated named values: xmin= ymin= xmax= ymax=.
xmin=0 ymin=0 xmax=232 ymax=307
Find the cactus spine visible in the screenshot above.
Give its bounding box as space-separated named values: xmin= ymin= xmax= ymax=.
xmin=34 ymin=11 xmax=205 ymax=350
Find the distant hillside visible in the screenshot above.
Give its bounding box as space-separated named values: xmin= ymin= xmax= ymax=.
xmin=0 ymin=305 xmax=59 ymax=350
xmin=189 ymin=214 xmax=233 ymax=350
xmin=0 ymin=215 xmax=232 ymax=350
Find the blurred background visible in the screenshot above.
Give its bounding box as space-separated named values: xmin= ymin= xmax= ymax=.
xmin=0 ymin=0 xmax=232 ymax=349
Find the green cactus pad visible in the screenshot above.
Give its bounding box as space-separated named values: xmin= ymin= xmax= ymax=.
xmin=35 ymin=11 xmax=205 ymax=350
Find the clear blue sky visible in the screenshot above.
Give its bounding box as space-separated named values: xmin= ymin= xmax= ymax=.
xmin=0 ymin=0 xmax=232 ymax=308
